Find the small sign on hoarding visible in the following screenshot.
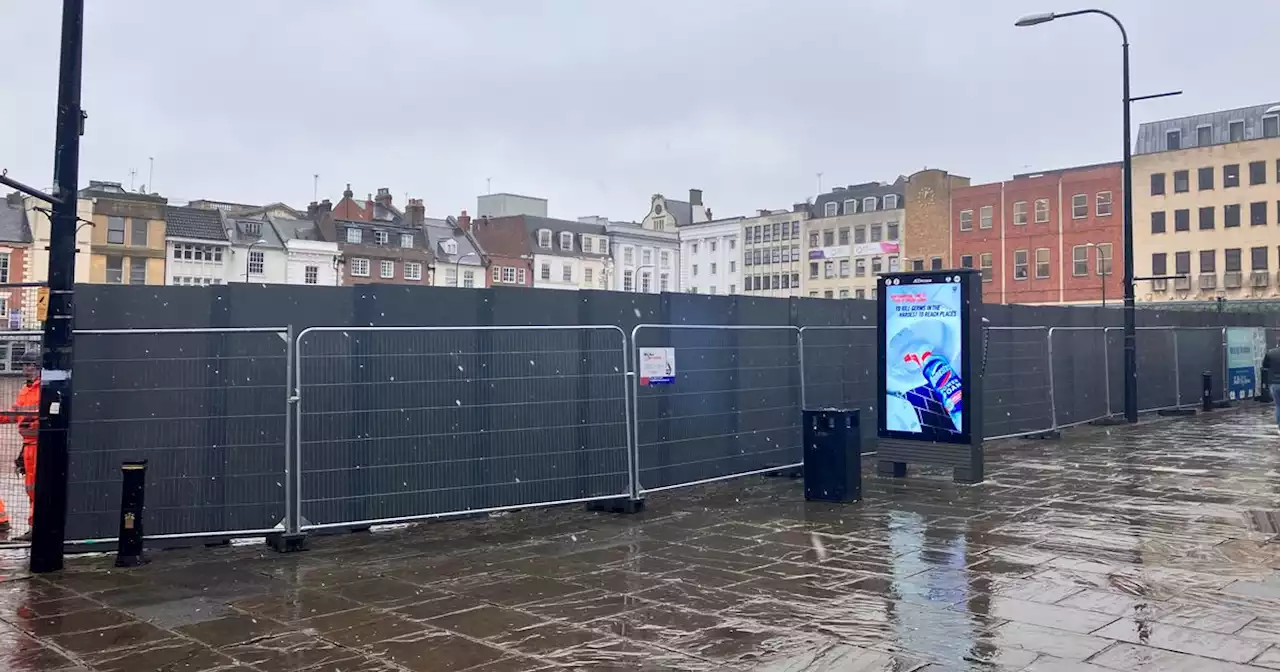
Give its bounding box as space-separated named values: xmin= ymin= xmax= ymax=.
xmin=639 ymin=347 xmax=676 ymax=386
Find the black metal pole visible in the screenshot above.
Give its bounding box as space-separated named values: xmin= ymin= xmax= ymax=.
xmin=1121 ymin=40 xmax=1138 ymax=424
xmin=32 ymin=0 xmax=85 ymax=573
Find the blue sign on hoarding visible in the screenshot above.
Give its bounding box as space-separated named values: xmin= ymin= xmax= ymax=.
xmin=1226 ymin=327 xmax=1262 ymax=400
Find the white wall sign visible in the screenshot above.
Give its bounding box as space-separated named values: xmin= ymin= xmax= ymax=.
xmin=639 ymin=347 xmax=676 ymax=386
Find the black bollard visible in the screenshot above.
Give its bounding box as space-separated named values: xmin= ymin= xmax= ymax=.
xmin=114 ymin=461 xmax=149 ymax=568
xmin=1202 ymin=371 xmax=1213 ymax=413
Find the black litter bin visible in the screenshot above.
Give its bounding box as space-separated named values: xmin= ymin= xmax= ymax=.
xmin=803 ymin=408 xmax=861 ymax=503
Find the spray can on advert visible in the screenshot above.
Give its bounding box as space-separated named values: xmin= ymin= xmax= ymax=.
xmin=922 ymin=353 xmax=963 ymax=432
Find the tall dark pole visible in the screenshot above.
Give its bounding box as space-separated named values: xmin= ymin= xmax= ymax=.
xmin=1120 ymin=40 xmax=1137 ymax=423
xmin=32 ymin=0 xmax=86 ymax=573
xmin=1015 ymin=9 xmax=1148 ymax=424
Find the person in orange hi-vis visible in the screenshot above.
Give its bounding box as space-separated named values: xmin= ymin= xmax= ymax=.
xmin=1 ymin=352 xmax=40 ymax=542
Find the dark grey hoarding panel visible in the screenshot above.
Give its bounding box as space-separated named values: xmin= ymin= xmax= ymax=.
xmin=296 ymin=326 xmax=630 ymax=528
xmin=68 ymin=329 xmax=289 ymax=541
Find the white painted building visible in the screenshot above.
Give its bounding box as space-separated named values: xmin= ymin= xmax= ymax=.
xmin=677 ymin=216 xmax=745 ymax=295
xmin=164 ymin=205 xmax=231 ymax=286
xmin=526 ymin=217 xmax=611 ymax=291
xmin=271 ymin=216 xmax=341 ymax=286
xmin=606 ymin=221 xmax=680 ymax=294
xmin=226 ymin=217 xmax=288 ymax=284
xmin=426 ymin=217 xmax=487 ymax=288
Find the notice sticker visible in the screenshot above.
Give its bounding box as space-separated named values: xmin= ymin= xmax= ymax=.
xmin=639 ymin=347 xmax=676 ymax=386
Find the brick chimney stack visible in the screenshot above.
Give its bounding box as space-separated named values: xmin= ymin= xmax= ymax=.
xmin=405 ymin=198 xmax=426 ymax=226
xmin=375 ymin=187 xmax=393 ymax=210
xmin=307 ymin=199 xmax=333 ymax=221
xmin=456 ymin=210 xmax=472 ymax=232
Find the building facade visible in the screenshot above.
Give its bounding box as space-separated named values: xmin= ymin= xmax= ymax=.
xmin=1133 ymin=102 xmax=1280 ymax=303
xmin=903 ymin=169 xmax=970 ymax=272
xmin=640 ymin=189 xmax=711 ymax=234
xmin=607 ymin=221 xmax=679 ymax=294
xmin=426 ymin=212 xmax=486 ymax=289
xmin=312 ymin=187 xmax=433 ymax=286
xmin=462 ymin=214 xmax=532 ymax=288
xmin=82 ymin=181 xmax=167 ymax=285
xmin=0 ymin=193 xmax=35 ymax=328
xmin=951 ymin=163 xmax=1123 ymax=305
xmin=21 ymin=195 xmax=94 ymax=290
xmin=804 ymin=181 xmax=904 ymax=299
xmin=477 ymin=193 xmax=548 ymax=219
xmin=677 ymin=216 xmax=744 ymax=296
xmin=740 ymin=206 xmax=808 ymax=299
xmin=164 ymin=205 xmax=230 ymax=286
xmin=527 ymin=217 xmax=610 ymax=291
xmin=270 ymin=216 xmax=341 ymax=287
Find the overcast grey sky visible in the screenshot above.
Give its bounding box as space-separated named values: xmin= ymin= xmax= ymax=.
xmin=2 ymin=1 xmax=1277 ymax=222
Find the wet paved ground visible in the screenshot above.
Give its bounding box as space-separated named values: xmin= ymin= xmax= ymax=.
xmin=4 ymin=407 xmax=1280 ymax=671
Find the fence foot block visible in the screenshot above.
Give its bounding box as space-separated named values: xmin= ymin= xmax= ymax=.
xmin=266 ymin=532 xmax=309 ymax=553
xmin=586 ymin=498 xmax=645 ymax=515
xmin=1158 ymin=408 xmax=1197 ymax=417
xmin=1090 ymin=416 xmax=1129 ymax=426
xmin=953 ymin=466 xmax=983 ymax=485
xmin=877 ymin=461 xmax=908 ymax=478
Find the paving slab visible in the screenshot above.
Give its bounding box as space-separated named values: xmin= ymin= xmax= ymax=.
xmin=2 ymin=407 xmax=1280 ymax=670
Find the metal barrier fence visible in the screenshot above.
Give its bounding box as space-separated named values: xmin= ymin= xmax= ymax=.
xmin=0 ymin=330 xmax=42 ymax=546
xmin=67 ymin=327 xmax=291 ymax=544
xmin=2 ymin=320 xmax=1265 ymax=550
xmin=982 ymin=327 xmax=1055 ymax=440
xmin=1048 ymin=327 xmax=1110 ymax=428
xmin=295 ymin=326 xmax=631 ymax=530
xmin=631 ymin=325 xmax=802 ymax=494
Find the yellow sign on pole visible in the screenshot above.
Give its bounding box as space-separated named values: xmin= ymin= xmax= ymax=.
xmin=36 ymin=287 xmax=49 ymax=323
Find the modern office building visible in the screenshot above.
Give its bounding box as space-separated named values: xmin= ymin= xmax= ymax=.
xmin=1133 ymin=102 xmax=1280 ymax=302
xmin=739 ymin=205 xmax=809 ymax=299
xmin=803 ymin=180 xmax=904 ymax=299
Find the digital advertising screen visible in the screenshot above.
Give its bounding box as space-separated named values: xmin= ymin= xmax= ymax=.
xmin=879 ymin=273 xmax=970 ymax=444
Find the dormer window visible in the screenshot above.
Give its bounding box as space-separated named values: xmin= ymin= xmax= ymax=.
xmin=242 ymin=220 xmax=262 ymax=237
xmin=560 ymin=232 xmax=573 ymax=251
xmin=843 ymin=199 xmax=856 ymax=215
xmin=442 ymin=239 xmax=458 ymax=255
xmin=400 ymin=233 xmax=413 ymax=248
xmin=883 ymin=194 xmax=899 ymax=209
xmin=374 ymin=230 xmax=389 ymax=245
xmin=346 ymin=228 xmax=362 ymax=244
xmin=538 ymin=229 xmax=552 ymax=248
xmin=863 ymin=196 xmax=877 ymax=212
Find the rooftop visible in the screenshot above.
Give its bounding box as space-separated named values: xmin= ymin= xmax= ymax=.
xmin=1135 ymin=101 xmax=1280 ymax=155
xmin=165 ymin=205 xmax=229 ymax=242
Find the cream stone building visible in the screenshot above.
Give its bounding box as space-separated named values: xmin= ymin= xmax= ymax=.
xmin=1133 ymin=102 xmax=1280 ymax=303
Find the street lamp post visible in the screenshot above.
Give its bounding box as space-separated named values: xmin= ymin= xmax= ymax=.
xmin=244 ymin=240 xmax=262 ymax=282
xmin=454 ymin=252 xmax=479 ymax=287
xmin=633 ymin=264 xmax=656 ymax=293
xmin=1015 ymin=9 xmax=1181 ymax=424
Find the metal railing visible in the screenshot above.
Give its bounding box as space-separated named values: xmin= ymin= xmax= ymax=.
xmin=295 ymin=326 xmax=632 ymax=531
xmin=631 ymin=324 xmax=802 ymax=494
xmin=4 ymin=319 xmax=1260 ymax=550
xmin=66 ymin=327 xmax=292 ymax=545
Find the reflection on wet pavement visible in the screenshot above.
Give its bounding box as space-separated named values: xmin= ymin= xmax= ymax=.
xmin=6 ymin=409 xmax=1280 ymax=669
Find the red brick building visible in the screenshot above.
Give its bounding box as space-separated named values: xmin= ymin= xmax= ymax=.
xmin=458 ymin=213 xmax=532 ymax=288
xmin=309 ymin=186 xmax=434 ymax=286
xmin=951 ymin=162 xmax=1124 ymax=305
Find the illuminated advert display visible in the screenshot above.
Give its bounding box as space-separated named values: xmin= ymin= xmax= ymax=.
xmin=878 ymin=272 xmax=972 ymax=444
